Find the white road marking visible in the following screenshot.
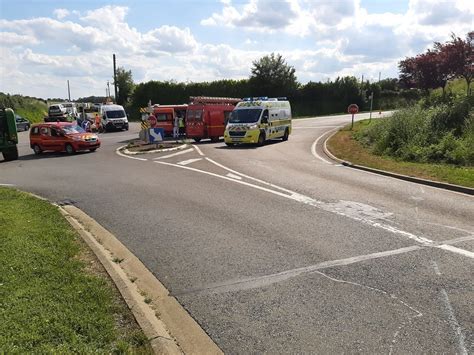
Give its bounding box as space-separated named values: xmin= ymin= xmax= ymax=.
xmin=154 ymin=148 xmax=194 ymax=160
xmin=311 ymin=130 xmax=336 ymax=164
xmin=431 ymin=261 xmax=441 ymax=275
xmin=0 ymin=183 xmax=16 ymax=186
xmin=436 ymin=244 xmax=474 ymax=259
xmin=99 ymin=134 xmax=137 ymax=140
xmin=441 ymin=289 xmax=468 ymax=355
xmin=157 ymin=159 xmax=473 ymax=257
xmin=226 ymin=173 xmax=242 ymax=180
xmin=431 ymin=262 xmax=468 ymax=355
xmin=115 ymin=146 xmax=148 ymax=161
xmin=174 ymin=245 xmax=421 ymax=296
xmin=177 ymin=158 xmax=202 ymax=166
xmin=442 ymin=235 xmax=474 ymax=245
xmin=193 ymin=145 xmax=204 ymax=156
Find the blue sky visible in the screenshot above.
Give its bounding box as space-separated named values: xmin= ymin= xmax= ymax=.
xmin=0 ymin=0 xmax=472 ymax=99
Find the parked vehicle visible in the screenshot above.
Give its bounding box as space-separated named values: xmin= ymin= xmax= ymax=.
xmin=48 ymin=104 xmax=67 ymax=117
xmin=15 ymin=115 xmax=30 ymax=131
xmin=186 ymin=97 xmax=240 ymax=142
xmin=100 ymin=104 xmax=129 ymax=131
xmin=224 ymin=97 xmax=292 ymax=146
xmin=151 ymin=104 xmax=188 ymax=137
xmin=62 ymin=102 xmax=78 ymax=118
xmin=30 ymin=122 xmax=100 ymax=155
xmin=0 ymin=107 xmax=19 ymax=161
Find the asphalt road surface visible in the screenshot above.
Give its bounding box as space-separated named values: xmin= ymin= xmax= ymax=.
xmin=1 ymin=113 xmax=473 ymax=354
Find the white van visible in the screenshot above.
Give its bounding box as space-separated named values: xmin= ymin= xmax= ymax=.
xmin=224 ymin=97 xmax=292 ymax=146
xmin=100 ymin=104 xmax=129 ymax=131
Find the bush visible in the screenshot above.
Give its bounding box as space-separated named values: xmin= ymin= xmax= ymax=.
xmin=355 ymin=95 xmax=474 ymax=166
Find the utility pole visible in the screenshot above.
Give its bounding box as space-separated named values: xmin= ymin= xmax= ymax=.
xmin=67 ymin=80 xmax=71 ymax=101
xmin=378 ymin=72 xmax=381 ymax=83
xmin=369 ymin=92 xmax=374 ymax=122
xmin=113 ymin=54 xmax=118 ymax=103
xmin=107 ymin=81 xmax=110 ymax=98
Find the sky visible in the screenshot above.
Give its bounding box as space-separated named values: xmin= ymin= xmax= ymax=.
xmin=0 ymin=0 xmax=473 ymax=100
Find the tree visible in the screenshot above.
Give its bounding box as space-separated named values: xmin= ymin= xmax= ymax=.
xmin=249 ymin=53 xmax=298 ymax=97
xmin=114 ymin=67 xmax=135 ymax=105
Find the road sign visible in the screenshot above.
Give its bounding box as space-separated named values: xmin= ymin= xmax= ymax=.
xmin=347 ymin=104 xmax=359 ymax=114
xmin=348 ymin=104 xmax=359 ymax=130
xmin=149 ymin=128 xmax=164 ymax=143
xmin=147 ymin=115 xmax=157 ymax=128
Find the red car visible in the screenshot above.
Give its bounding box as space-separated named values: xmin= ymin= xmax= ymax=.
xmin=30 ymin=122 xmax=100 ymax=154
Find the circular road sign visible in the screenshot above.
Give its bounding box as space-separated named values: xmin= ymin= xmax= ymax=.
xmin=347 ymin=104 xmax=359 ymax=114
xmin=147 ymin=114 xmax=157 ymax=128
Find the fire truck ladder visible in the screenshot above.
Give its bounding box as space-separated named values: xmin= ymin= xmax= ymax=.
xmin=190 ymin=96 xmax=241 ymax=105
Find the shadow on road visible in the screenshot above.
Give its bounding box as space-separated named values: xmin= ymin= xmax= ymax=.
xmin=0 ymin=151 xmax=95 ymax=163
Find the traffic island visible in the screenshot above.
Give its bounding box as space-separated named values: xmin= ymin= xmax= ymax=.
xmin=121 ymin=139 xmax=189 ymax=155
xmin=324 ymin=121 xmax=474 ymax=195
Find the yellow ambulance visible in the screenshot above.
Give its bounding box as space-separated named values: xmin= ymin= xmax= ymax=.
xmin=224 ymin=97 xmax=292 ymax=146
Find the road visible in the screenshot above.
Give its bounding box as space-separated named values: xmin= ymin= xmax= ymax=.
xmin=1 ymin=113 xmax=473 ymax=354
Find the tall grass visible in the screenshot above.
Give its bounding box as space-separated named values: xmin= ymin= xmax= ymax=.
xmin=355 ymin=95 xmax=474 ymax=166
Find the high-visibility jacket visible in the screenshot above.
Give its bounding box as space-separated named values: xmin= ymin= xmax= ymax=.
xmin=178 ymin=117 xmax=184 ymax=128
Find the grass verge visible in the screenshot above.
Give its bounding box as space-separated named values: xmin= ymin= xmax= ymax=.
xmin=326 ymin=120 xmax=474 ymax=188
xmin=0 ymin=188 xmax=152 ymax=353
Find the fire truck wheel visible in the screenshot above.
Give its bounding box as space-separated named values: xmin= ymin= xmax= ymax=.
xmin=210 ymin=137 xmax=219 ymax=142
xmin=193 ymin=138 xmax=201 ymax=143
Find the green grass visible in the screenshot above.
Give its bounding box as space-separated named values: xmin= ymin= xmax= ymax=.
xmin=327 ymin=120 xmax=474 ymax=188
xmin=0 ymin=188 xmax=152 ymax=353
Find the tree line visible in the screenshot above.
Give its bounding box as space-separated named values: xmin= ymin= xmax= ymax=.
xmin=118 ymin=52 xmax=418 ymax=119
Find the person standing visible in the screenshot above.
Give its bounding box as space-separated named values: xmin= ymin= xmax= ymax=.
xmin=178 ymin=114 xmax=184 ymax=137
xmin=173 ymin=114 xmax=179 ymax=139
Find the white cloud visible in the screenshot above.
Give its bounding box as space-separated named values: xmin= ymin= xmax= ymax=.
xmin=53 ymin=8 xmax=70 ymax=20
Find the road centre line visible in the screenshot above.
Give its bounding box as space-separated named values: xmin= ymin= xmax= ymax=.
xmin=154 ymin=148 xmax=194 ymax=160
xmin=115 ymin=146 xmax=148 ymax=161
xmin=173 ymin=245 xmax=422 ymax=296
xmin=193 ymin=145 xmax=204 ymax=156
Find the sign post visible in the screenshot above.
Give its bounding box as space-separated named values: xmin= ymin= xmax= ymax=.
xmin=369 ymin=92 xmax=374 ymax=122
xmin=347 ymin=104 xmax=359 ymax=130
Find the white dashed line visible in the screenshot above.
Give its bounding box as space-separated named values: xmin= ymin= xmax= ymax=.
xmin=154 ymin=148 xmax=194 ymax=160
xmin=226 ymin=173 xmax=242 ymax=180
xmin=177 ymin=158 xmax=202 ymax=166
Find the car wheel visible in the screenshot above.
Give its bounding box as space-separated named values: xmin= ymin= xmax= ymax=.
xmin=33 ymin=144 xmax=42 ymax=155
xmin=282 ymin=128 xmax=289 ymax=141
xmin=65 ymin=143 xmax=75 ymax=154
xmin=257 ymin=132 xmax=265 ymax=146
xmin=90 ymin=148 xmax=97 ymax=152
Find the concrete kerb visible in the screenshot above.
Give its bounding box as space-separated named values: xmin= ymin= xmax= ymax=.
xmin=122 ymin=143 xmax=189 ymax=155
xmin=58 ymin=204 xmax=223 ymax=355
xmin=322 ymin=129 xmax=474 ymax=196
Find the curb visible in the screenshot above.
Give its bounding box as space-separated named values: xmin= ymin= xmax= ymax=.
xmin=59 ymin=204 xmax=223 ymax=355
xmin=123 ymin=143 xmax=189 ymax=155
xmin=322 ymin=130 xmax=474 ymax=196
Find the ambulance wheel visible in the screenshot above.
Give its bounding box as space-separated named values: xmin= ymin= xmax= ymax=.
xmin=225 ymin=142 xmax=234 ymax=147
xmin=65 ymin=143 xmax=75 ymax=155
xmin=210 ymin=136 xmax=220 ymax=143
xmin=193 ymin=138 xmax=201 ymax=143
xmin=257 ymin=132 xmax=265 ymax=146
xmin=282 ymin=128 xmax=289 ymax=141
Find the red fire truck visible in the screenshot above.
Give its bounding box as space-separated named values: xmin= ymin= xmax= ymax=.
xmin=152 ymin=104 xmax=188 ymax=137
xmin=185 ymin=96 xmax=241 ymax=142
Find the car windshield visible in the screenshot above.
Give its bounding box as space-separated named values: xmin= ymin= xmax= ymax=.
xmin=62 ymin=125 xmax=85 ymax=134
xmin=106 ymin=110 xmax=126 ymax=118
xmin=229 ymin=109 xmax=262 ymax=123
